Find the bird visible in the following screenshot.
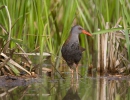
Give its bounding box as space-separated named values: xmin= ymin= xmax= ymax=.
xmin=61 ymin=25 xmax=92 ymax=79
xmin=62 ymin=86 xmax=80 ymax=100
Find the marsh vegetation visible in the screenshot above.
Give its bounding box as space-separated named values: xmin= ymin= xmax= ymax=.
xmin=0 ymin=0 xmax=130 ymax=76
xmin=0 ymin=0 xmax=130 ymax=99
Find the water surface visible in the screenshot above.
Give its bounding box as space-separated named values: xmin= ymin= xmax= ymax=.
xmin=0 ymin=73 xmax=129 ymax=100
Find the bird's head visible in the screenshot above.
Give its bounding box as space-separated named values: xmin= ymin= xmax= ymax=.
xmin=71 ymin=25 xmax=92 ymax=36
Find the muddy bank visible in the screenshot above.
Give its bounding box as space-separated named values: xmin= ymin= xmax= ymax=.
xmin=0 ymin=75 xmax=40 ymax=87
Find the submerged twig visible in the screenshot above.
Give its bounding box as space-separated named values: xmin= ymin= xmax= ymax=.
xmin=19 ymin=86 xmax=31 ymax=100
xmin=0 ymin=86 xmax=18 ymax=97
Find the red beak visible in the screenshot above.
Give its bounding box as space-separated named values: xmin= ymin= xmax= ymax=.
xmin=82 ymin=30 xmax=92 ymax=36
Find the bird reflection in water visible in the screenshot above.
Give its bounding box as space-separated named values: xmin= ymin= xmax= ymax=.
xmin=62 ymin=80 xmax=80 ymax=100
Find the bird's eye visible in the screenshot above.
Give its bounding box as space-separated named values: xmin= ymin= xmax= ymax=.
xmin=78 ymin=27 xmax=82 ymax=30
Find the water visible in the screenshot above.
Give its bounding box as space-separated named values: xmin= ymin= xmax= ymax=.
xmin=0 ymin=73 xmax=130 ymax=100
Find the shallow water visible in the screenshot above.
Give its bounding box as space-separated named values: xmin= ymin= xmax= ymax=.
xmin=0 ymin=73 xmax=130 ymax=100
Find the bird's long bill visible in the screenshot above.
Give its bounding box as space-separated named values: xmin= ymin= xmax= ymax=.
xmin=82 ymin=30 xmax=92 ymax=36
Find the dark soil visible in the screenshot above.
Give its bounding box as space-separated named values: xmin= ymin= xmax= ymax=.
xmin=0 ymin=75 xmax=40 ymax=87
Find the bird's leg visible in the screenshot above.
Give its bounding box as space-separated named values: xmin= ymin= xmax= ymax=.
xmin=70 ymin=69 xmax=74 ymax=78
xmin=76 ymin=64 xmax=79 ymax=80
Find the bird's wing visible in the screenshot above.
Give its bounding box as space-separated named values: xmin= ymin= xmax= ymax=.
xmin=79 ymin=46 xmax=85 ymax=52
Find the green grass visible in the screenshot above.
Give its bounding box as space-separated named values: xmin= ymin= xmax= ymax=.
xmin=0 ymin=0 xmax=130 ymax=73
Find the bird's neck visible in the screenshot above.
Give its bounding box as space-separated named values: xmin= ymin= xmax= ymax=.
xmin=69 ymin=33 xmax=79 ymax=43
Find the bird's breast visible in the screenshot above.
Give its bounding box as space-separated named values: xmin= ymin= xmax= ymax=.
xmin=61 ymin=41 xmax=80 ymax=56
xmin=65 ymin=41 xmax=79 ymax=50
